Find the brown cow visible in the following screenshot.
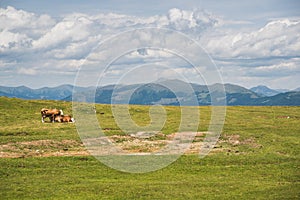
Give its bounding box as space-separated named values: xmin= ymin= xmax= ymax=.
xmin=41 ymin=108 xmax=63 ymax=123
xmin=53 ymin=115 xmax=75 ymax=123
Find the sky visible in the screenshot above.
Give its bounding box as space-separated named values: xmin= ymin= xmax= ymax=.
xmin=0 ymin=0 xmax=299 ymax=89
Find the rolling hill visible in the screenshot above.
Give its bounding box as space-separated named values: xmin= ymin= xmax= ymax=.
xmin=0 ymin=85 xmax=93 ymax=100
xmin=1 ymin=80 xmax=299 ymax=106
xmin=250 ymin=85 xmax=281 ymax=97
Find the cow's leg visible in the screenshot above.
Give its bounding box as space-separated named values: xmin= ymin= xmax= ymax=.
xmin=42 ymin=117 xmax=45 ymax=123
xmin=51 ymin=115 xmax=55 ymax=123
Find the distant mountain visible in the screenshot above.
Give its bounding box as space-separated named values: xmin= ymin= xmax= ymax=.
xmin=255 ymin=92 xmax=300 ymax=106
xmin=1 ymin=81 xmax=299 ymax=106
xmin=250 ymin=85 xmax=280 ymax=97
xmin=293 ymin=87 xmax=300 ymax=92
xmin=69 ymin=80 xmax=260 ymax=106
xmin=68 ymin=80 xmax=295 ymax=106
xmin=0 ymin=84 xmax=92 ymax=100
xmin=0 ymin=90 xmax=11 ymax=97
xmin=276 ymin=89 xmax=290 ymax=93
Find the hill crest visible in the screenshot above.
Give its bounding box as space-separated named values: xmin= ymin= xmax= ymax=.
xmin=1 ymin=81 xmax=299 ymax=106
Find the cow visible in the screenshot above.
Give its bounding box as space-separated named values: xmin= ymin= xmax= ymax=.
xmin=41 ymin=108 xmax=63 ymax=123
xmin=53 ymin=115 xmax=75 ymax=123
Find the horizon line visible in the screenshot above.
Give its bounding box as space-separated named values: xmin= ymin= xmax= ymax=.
xmin=0 ymin=80 xmax=298 ymax=91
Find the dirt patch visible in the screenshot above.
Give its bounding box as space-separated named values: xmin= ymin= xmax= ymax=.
xmin=0 ymin=140 xmax=87 ymax=158
xmin=223 ymin=134 xmax=262 ymax=148
xmin=0 ymin=133 xmax=262 ymax=158
xmin=216 ymin=134 xmax=263 ymax=154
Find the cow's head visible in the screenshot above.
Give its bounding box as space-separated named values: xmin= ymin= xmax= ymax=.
xmin=41 ymin=108 xmax=48 ymax=117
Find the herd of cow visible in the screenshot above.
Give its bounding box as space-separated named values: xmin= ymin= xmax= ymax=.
xmin=41 ymin=108 xmax=75 ymax=123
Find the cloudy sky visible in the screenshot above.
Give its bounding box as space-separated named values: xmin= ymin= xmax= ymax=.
xmin=0 ymin=0 xmax=299 ymax=89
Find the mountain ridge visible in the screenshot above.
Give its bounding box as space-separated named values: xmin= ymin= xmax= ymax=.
xmin=1 ymin=81 xmax=299 ymax=106
xmin=250 ymin=85 xmax=281 ymax=97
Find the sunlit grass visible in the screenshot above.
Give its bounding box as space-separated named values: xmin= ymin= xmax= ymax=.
xmin=0 ymin=97 xmax=299 ymax=199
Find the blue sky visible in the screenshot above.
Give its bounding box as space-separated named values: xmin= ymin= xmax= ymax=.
xmin=0 ymin=0 xmax=299 ymax=89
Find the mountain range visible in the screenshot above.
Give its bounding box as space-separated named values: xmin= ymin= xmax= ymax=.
xmin=0 ymin=80 xmax=299 ymax=106
xmin=250 ymin=85 xmax=281 ymax=97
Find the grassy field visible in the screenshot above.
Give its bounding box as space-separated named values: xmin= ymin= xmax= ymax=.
xmin=0 ymin=96 xmax=299 ymax=199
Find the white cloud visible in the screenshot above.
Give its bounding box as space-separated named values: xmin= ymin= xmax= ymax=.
xmin=0 ymin=6 xmax=299 ymax=89
xmin=0 ymin=6 xmax=220 ymax=57
xmin=250 ymin=58 xmax=300 ymax=77
xmin=202 ymin=19 xmax=300 ymax=58
xmin=0 ymin=6 xmax=55 ymax=37
xmin=168 ymin=8 xmax=219 ymax=30
xmin=32 ymin=14 xmax=94 ymax=49
xmin=17 ymin=67 xmax=37 ymax=75
xmin=126 ymin=49 xmax=174 ymax=60
xmin=0 ymin=30 xmax=31 ymax=50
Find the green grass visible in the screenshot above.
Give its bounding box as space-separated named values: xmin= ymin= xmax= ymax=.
xmin=0 ymin=97 xmax=299 ymax=199
xmin=0 ymin=155 xmax=298 ymax=199
xmin=0 ymin=97 xmax=78 ymax=143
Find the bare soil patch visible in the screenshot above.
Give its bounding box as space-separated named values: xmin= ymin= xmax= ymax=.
xmin=0 ymin=132 xmax=261 ymax=158
xmin=0 ymin=140 xmax=87 ymax=158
